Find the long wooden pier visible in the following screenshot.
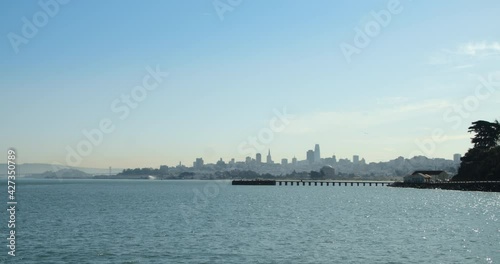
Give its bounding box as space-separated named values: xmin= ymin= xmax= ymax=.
xmin=276 ymin=180 xmax=393 ymax=186
xmin=232 ymin=179 xmax=393 ymax=186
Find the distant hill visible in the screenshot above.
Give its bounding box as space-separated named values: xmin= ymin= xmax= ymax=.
xmin=30 ymin=169 xmax=92 ymax=179
xmin=0 ymin=163 xmax=124 ymax=177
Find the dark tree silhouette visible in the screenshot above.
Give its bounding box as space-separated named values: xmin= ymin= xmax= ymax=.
xmin=468 ymin=120 xmax=500 ymax=149
xmin=453 ymin=119 xmax=500 ymax=181
xmin=310 ymin=171 xmax=324 ymax=179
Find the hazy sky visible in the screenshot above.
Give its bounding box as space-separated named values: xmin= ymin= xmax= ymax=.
xmin=1 ymin=0 xmax=500 ymax=168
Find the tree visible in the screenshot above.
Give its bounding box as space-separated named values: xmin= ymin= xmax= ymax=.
xmin=468 ymin=120 xmax=500 ymax=149
xmin=310 ymin=171 xmax=324 ymax=179
xmin=453 ymin=119 xmax=500 ymax=181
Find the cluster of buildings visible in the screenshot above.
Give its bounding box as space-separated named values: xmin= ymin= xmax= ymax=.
xmin=189 ymin=144 xmax=337 ymax=174
xmin=157 ymin=144 xmax=462 ymax=179
xmin=191 ymin=144 xmax=326 ymax=169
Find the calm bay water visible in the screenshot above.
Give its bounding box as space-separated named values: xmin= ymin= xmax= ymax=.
xmin=1 ymin=179 xmax=499 ymax=263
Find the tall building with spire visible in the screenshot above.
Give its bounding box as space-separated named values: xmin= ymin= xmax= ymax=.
xmin=266 ymin=149 xmax=273 ymax=164
xmin=314 ymin=144 xmax=321 ymax=163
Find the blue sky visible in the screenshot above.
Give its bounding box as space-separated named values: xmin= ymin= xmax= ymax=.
xmin=1 ymin=0 xmax=500 ymax=168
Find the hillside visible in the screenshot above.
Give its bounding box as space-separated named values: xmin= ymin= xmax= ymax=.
xmin=0 ymin=163 xmax=123 ymax=177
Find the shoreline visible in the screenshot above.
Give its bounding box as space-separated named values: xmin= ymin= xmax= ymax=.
xmin=389 ymin=181 xmax=500 ymax=192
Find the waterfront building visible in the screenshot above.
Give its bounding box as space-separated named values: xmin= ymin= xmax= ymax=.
xmin=410 ymin=170 xmax=449 ymax=182
xmin=404 ymin=173 xmax=430 ymax=183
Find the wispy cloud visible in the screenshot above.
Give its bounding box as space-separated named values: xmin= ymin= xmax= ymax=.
xmin=393 ymin=100 xmax=450 ymax=113
xmin=452 ymin=64 xmax=475 ymax=70
xmin=283 ymin=99 xmax=451 ymax=136
xmin=457 ymin=42 xmax=500 ymax=56
xmin=376 ymin=96 xmax=409 ymax=105
xmin=428 ymin=41 xmax=500 ymax=69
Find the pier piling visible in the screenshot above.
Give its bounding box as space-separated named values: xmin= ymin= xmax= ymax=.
xmin=236 ymin=180 xmax=393 ymax=187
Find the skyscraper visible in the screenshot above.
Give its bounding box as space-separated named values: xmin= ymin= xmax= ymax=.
xmin=314 ymin=144 xmax=321 ymax=163
xmin=353 ymin=155 xmax=359 ymax=164
xmin=453 ymin=153 xmax=461 ymax=163
xmin=267 ymin=149 xmax=273 ymax=164
xmin=193 ymin=158 xmax=204 ymax=168
xmin=256 ymin=153 xmax=262 ymax=163
xmin=307 ymin=150 xmax=314 ymax=164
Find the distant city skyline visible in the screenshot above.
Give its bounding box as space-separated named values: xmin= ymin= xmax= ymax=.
xmin=135 ymin=143 xmax=462 ymax=179
xmin=173 ymin=143 xmax=462 ymax=169
xmin=1 ymin=1 xmax=500 ymax=168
